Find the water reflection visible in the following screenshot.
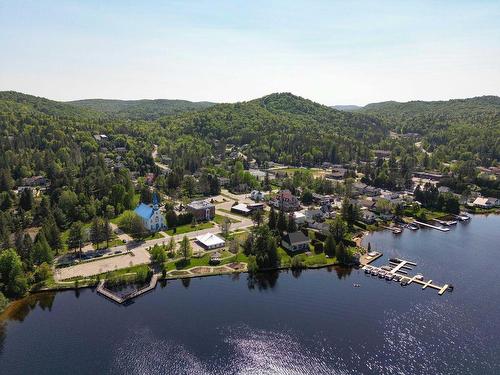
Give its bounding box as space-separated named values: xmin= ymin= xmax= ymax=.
xmin=2 ymin=292 xmax=56 ymax=323
xmin=181 ymin=278 xmax=191 ymax=288
xmin=247 ymin=271 xmax=279 ymax=290
xmin=0 ymin=320 xmax=5 ymax=356
xmin=333 ymin=266 xmax=353 ymax=279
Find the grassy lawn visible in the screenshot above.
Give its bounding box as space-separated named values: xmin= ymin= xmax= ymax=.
xmin=165 ymin=254 xmax=212 ymax=271
xmin=164 ymin=251 xmax=249 ymax=271
xmin=62 ymin=264 xmax=150 ymax=282
xmin=213 ymin=214 xmax=240 ymax=224
xmin=278 ymin=246 xmax=338 ymax=268
xmin=93 ymin=237 xmax=125 ymax=250
xmin=278 ymin=247 xmax=291 ymax=267
xmin=166 ymin=222 xmax=214 ymax=235
xmin=221 ymin=252 xmax=249 ymax=265
xmin=60 ymin=222 xmax=91 ymax=252
xmin=142 ymin=232 xmax=164 ymax=241
xmin=110 ymin=210 xmax=133 ymax=225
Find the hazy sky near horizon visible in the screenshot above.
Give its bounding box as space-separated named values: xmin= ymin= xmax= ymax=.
xmin=1 ymin=0 xmax=500 ymax=106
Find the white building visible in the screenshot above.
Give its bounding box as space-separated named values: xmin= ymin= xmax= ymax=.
xmin=473 ymin=197 xmax=500 ymax=209
xmin=250 ymin=190 xmax=266 ymax=201
xmin=133 ymin=195 xmax=165 ymax=232
xmin=196 ymin=233 xmax=225 ymax=249
xmin=293 ymin=211 xmax=306 ymax=225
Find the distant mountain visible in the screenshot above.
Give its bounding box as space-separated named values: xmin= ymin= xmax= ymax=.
xmin=358 ymin=96 xmax=500 ymax=134
xmin=0 ymin=91 xmax=97 ymax=118
xmin=158 ymin=92 xmax=386 ymax=164
xmin=331 ymin=105 xmax=362 ymax=111
xmin=67 ymin=98 xmax=216 ymax=120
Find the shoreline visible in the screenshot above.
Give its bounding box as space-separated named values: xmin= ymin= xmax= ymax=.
xmin=2 ymin=212 xmax=497 ymax=313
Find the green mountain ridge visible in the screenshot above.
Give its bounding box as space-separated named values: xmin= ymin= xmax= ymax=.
xmin=68 ymin=98 xmax=216 ymax=120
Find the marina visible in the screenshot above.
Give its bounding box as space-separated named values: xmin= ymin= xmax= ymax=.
xmin=361 ymin=257 xmax=452 ymax=295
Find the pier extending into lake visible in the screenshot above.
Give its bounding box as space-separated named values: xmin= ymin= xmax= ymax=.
xmin=97 ymin=275 xmax=159 ymax=304
xmin=413 ymin=220 xmax=450 ymax=232
xmin=361 ymin=258 xmax=452 ymax=296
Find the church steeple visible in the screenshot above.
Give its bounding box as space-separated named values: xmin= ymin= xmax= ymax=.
xmin=152 ymin=192 xmax=159 ymax=211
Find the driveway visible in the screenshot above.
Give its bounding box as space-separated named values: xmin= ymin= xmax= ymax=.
xmin=110 ymin=222 xmax=133 ymax=242
xmin=54 ymin=247 xmax=152 ymax=280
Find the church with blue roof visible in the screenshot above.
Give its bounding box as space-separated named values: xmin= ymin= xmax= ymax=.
xmin=134 ymin=193 xmax=166 ymax=232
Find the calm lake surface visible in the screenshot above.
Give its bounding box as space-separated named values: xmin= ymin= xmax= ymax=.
xmin=1 ymin=214 xmax=499 ymax=375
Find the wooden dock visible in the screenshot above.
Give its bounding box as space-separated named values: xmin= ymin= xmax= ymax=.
xmin=362 ymin=259 xmax=452 ymax=296
xmin=97 ymin=275 xmax=159 ymax=304
xmin=413 ymin=220 xmax=450 ymax=232
xmin=359 ymin=251 xmax=383 ymax=266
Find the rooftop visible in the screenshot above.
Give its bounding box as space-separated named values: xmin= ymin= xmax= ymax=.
xmin=188 ymin=200 xmax=215 ymax=210
xmin=283 ymin=231 xmax=310 ymax=245
xmin=134 ymin=203 xmax=154 ymax=219
xmin=196 ymin=233 xmax=225 ymax=247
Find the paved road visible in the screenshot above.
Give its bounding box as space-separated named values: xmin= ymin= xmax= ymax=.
xmin=55 ymin=247 xmax=152 ymax=280
xmin=54 ymin=207 xmax=253 ymax=281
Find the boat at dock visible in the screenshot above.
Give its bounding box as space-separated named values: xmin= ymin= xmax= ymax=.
xmin=434 ymin=218 xmax=458 ymax=226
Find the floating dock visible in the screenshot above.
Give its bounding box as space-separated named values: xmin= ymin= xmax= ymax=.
xmin=433 ymin=218 xmax=457 ymax=226
xmin=413 ymin=220 xmax=450 ymax=232
xmin=362 ymin=258 xmax=453 ymax=296
xmin=382 ymin=226 xmax=403 ymax=234
xmin=451 ymin=213 xmax=471 ymax=221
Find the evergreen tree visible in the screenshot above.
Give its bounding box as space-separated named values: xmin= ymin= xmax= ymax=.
xmin=336 ymin=241 xmax=347 ymax=264
xmin=103 ymin=218 xmax=112 ymax=249
xmin=179 ymin=235 xmax=192 ymax=260
xmin=33 ymin=233 xmax=53 ymax=265
xmin=277 ymin=209 xmax=287 ymax=233
xmin=42 ymin=217 xmax=62 ymax=252
xmin=67 ymin=221 xmax=84 ymax=254
xmin=268 ymin=207 xmax=277 ymax=230
xmin=19 ymin=188 xmax=34 ymax=211
xmin=329 ymin=215 xmax=347 ymax=243
xmin=90 ymin=217 xmax=102 ymax=250
xmin=251 ymin=209 xmax=263 ymax=227
xmin=166 ymin=236 xmax=176 ymax=254
xmin=287 ymin=212 xmax=297 ymax=233
xmin=325 ymin=234 xmax=336 ymax=257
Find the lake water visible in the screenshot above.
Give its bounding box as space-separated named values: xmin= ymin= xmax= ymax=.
xmin=1 ymin=215 xmax=499 ymax=375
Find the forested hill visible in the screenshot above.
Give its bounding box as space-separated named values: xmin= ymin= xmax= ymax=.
xmin=156 ymin=92 xmax=387 ymax=165
xmin=358 ymin=96 xmax=500 ymax=134
xmin=67 ymin=98 xmax=216 ymax=120
xmin=353 ymin=96 xmax=500 ymax=164
xmin=0 ymin=91 xmax=98 ymax=119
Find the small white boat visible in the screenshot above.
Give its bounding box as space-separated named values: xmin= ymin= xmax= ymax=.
xmin=385 ymin=273 xmax=394 ymax=281
xmin=414 ymin=274 xmax=424 ymax=281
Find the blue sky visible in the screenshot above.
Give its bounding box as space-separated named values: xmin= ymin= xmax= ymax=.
xmin=1 ymin=0 xmax=499 ymax=105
